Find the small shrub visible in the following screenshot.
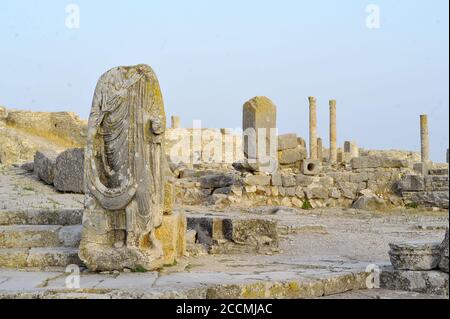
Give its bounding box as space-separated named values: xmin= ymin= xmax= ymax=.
xmin=131 ymin=265 xmax=148 ymax=273
xmin=302 ymin=199 xmax=313 ymax=210
xmin=406 ymin=202 xmax=419 ymax=209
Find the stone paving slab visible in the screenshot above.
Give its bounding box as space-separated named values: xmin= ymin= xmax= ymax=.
xmin=0 ymin=267 xmax=370 ymax=299
xmin=320 ymin=288 xmax=448 ymax=299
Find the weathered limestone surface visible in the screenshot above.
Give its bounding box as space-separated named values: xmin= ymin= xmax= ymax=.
xmin=352 ymin=190 xmax=387 ymax=211
xmin=0 ymin=106 xmax=7 ymax=119
xmin=278 ymin=134 xmax=298 ymax=151
xmin=344 ymin=141 xmax=359 ymax=158
xmin=53 ymin=148 xmax=85 ymax=194
xmin=243 ymin=96 xmax=278 ymax=173
xmin=317 ymin=137 xmax=323 ymax=161
xmin=398 ymin=173 xmax=449 ymax=209
xmin=440 ymin=229 xmax=449 ymax=273
xmin=154 ymin=212 xmax=186 ymax=266
xmin=187 ymin=215 xmax=278 ymax=253
xmin=4 ymin=109 xmax=87 ymax=147
xmin=79 ymin=64 xmax=184 ymax=271
xmin=243 ymin=174 xmax=271 ymax=186
xmin=199 ymin=173 xmax=238 ymax=189
xmin=389 ymin=242 xmax=442 ymax=271
xmin=301 ymin=159 xmax=321 ymax=176
xmin=380 ymin=266 xmax=449 ymax=296
xmin=34 ymin=151 xmax=59 ymax=185
xmin=278 ymin=147 xmax=307 ymax=165
xmin=351 ymin=156 xmax=409 ymax=170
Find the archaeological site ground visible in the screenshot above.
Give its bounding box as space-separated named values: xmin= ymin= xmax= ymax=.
xmin=0 ymin=1 xmax=448 ymax=310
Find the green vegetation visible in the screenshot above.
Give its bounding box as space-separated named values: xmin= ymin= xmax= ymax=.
xmin=406 ymin=202 xmax=419 ymax=209
xmin=131 ymin=265 xmax=148 ymax=273
xmin=302 ymin=199 xmax=313 ymax=210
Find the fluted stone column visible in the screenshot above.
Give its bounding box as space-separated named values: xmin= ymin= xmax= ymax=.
xmin=420 ymin=115 xmax=429 ymax=162
xmin=329 ymin=100 xmax=337 ymax=164
xmin=317 ymin=137 xmax=323 ymax=161
xmin=309 ymin=97 xmax=317 ymax=159
xmin=171 ymin=116 xmax=181 ymax=129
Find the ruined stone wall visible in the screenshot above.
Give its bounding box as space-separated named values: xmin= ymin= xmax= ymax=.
xmin=398 ymin=169 xmax=449 ymax=209
xmin=0 ymin=107 xmax=87 ymax=165
xmin=173 ymin=156 xmax=421 ymax=209
xmin=4 ymin=110 xmax=87 ymax=147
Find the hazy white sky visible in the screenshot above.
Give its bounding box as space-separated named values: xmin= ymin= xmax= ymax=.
xmin=0 ymin=0 xmax=448 ymax=161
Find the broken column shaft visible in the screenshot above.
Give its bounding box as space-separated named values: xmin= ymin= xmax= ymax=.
xmin=420 ymin=114 xmax=429 ymax=162
xmin=309 ymin=97 xmax=318 ymax=159
xmin=329 ymin=100 xmax=337 ymax=163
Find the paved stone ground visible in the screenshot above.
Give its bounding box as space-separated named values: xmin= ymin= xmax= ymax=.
xmin=0 ymin=166 xmax=448 ymax=299
xmin=320 ymin=289 xmax=448 ymax=299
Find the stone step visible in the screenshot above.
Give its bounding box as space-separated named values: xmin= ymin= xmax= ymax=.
xmin=0 ymin=247 xmax=82 ymax=268
xmin=0 ymin=225 xmax=82 ymax=249
xmin=0 ymin=209 xmax=83 ymax=226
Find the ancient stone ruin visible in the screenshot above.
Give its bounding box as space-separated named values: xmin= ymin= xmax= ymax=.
xmin=79 ymin=65 xmax=185 ymax=271
xmin=0 ymin=66 xmax=448 ymax=299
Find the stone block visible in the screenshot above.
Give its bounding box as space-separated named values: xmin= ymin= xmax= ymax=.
xmin=352 ymin=191 xmax=387 ymax=210
xmin=281 ymin=174 xmax=296 ymax=187
xmin=270 ymin=172 xmax=282 ymax=186
xmin=187 ymin=215 xmax=278 ymax=251
xmin=413 ymin=162 xmax=430 ymax=175
xmin=244 ymin=174 xmax=271 ymax=186
xmin=402 ymin=191 xmax=449 ymax=209
xmin=285 ymin=187 xmax=296 ymax=197
xmin=301 ymin=159 xmax=321 ymax=175
xmin=389 ymin=242 xmax=441 ymax=271
xmin=278 ymin=147 xmax=306 ymax=165
xmin=297 ymin=137 xmax=306 ymax=148
xmin=164 ymin=181 xmax=175 ymax=214
xmin=351 ymin=156 xmax=409 ymax=170
xmin=429 ymin=168 xmax=449 ymax=176
xmin=349 ymin=172 xmax=369 ymax=183
xmin=199 ymin=174 xmax=237 ymax=189
xmin=304 ymin=186 xmax=329 ymax=200
xmin=277 ymin=134 xmax=298 ymax=151
xmin=295 ymin=174 xmax=316 ymax=186
xmin=380 ymin=266 xmax=449 ymax=296
xmin=53 ymin=148 xmax=85 ymax=193
xmin=34 ymin=151 xmax=59 ymax=185
xmin=424 ymin=175 xmax=449 ymax=192
xmin=398 ymin=175 xmax=425 ymax=192
xmin=154 ymin=212 xmax=186 ymax=266
xmin=337 ymin=151 xmax=352 ymax=164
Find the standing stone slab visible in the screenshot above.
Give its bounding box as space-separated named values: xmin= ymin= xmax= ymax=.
xmin=34 ymin=151 xmax=59 ymax=185
xmin=54 ymin=148 xmax=85 ymax=193
xmin=243 ymin=97 xmax=278 ymax=173
xmin=79 ymin=65 xmax=184 ymax=271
